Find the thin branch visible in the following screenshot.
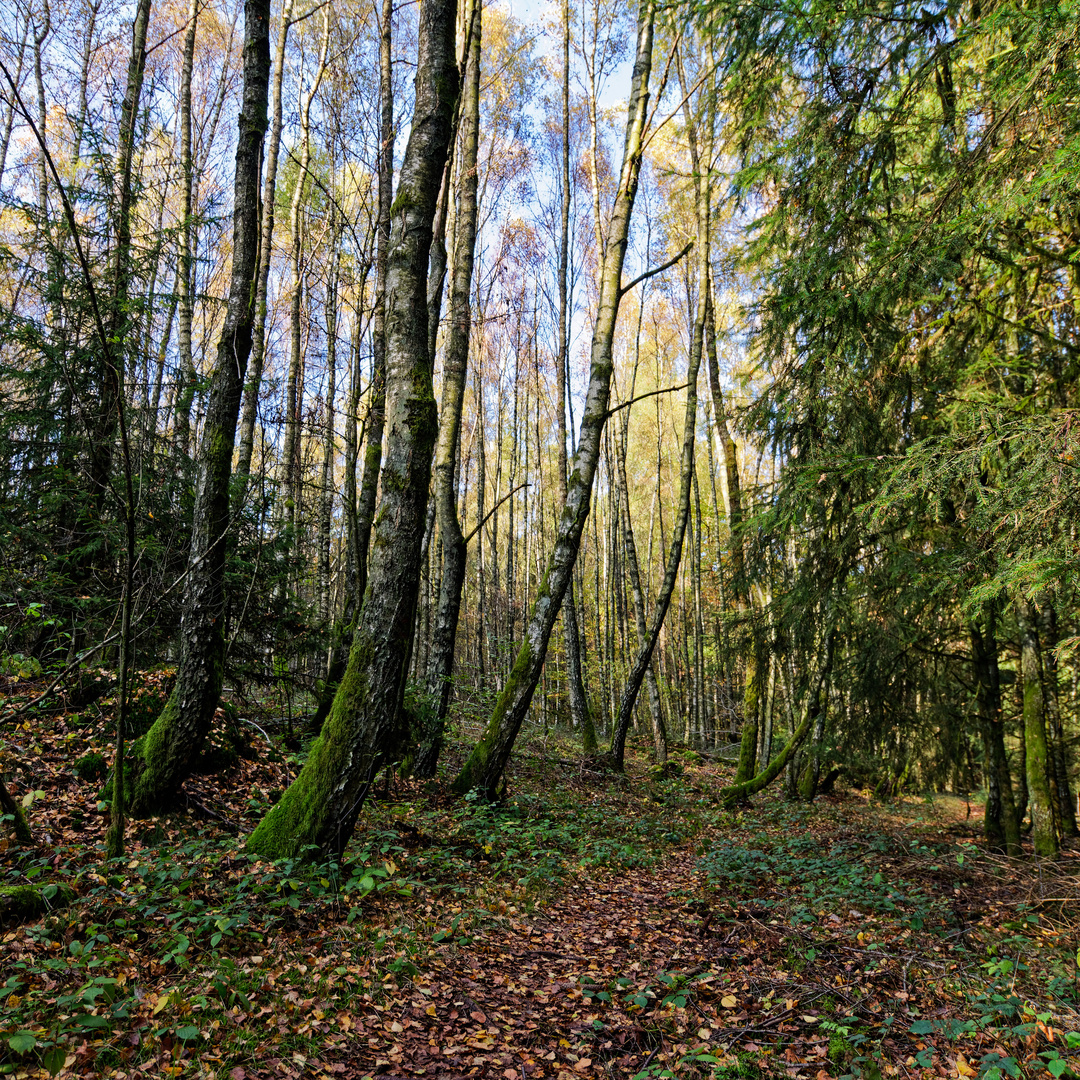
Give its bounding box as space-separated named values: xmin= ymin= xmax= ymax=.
xmin=464 ymin=482 xmax=529 ymax=545
xmin=606 ymin=381 xmax=689 ymax=420
xmin=619 ymin=240 xmax=693 ymax=297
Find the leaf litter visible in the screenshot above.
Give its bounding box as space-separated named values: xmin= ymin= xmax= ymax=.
xmin=1 ymin=672 xmax=1078 ymax=1079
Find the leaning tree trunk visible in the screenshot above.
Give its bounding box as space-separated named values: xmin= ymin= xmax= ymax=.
xmin=608 ymin=276 xmax=703 ymax=769
xmin=452 ymin=0 xmax=655 ymax=799
xmin=615 ymin=306 xmax=667 ymax=762
xmin=608 ymin=47 xmax=709 ymax=771
xmin=128 ymin=0 xmax=270 ymax=817
xmin=414 ymin=0 xmax=481 ymax=779
xmin=246 ymin=0 xmax=459 ymax=860
xmin=308 ymin=0 xmax=394 ymax=731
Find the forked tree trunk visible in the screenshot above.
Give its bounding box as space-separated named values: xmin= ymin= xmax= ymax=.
xmin=128 ymin=0 xmax=271 ymax=816
xmin=246 ymin=0 xmax=460 ymax=859
xmin=452 ymin=0 xmax=655 ymax=799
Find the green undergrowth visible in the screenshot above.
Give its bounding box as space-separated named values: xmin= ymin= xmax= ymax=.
xmin=693 ymin=801 xmax=1079 ymax=1080
xmin=3 ymin=721 xmax=1078 ymax=1079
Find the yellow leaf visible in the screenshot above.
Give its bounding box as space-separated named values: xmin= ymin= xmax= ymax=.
xmin=426 ymin=1005 xmax=437 ymax=1016
xmin=721 ymin=996 xmax=737 ymax=1008
xmin=956 ymin=1053 xmax=976 ymax=1077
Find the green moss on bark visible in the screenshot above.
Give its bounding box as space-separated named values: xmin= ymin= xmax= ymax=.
xmin=127 ymin=690 xmax=179 ymax=817
xmin=0 ymin=883 xmax=76 ymax=928
xmin=246 ymin=637 xmax=374 ymax=861
xmin=452 ymin=637 xmax=533 ymax=795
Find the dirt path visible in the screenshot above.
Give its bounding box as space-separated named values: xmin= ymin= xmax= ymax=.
xmin=336 ymin=852 xmax=723 ymax=1078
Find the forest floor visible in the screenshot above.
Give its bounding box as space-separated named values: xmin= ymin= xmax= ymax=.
xmin=1 ymin=670 xmax=1079 ymax=1080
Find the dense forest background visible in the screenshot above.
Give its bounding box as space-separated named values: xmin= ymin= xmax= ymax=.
xmin=0 ymin=0 xmax=1077 ymax=860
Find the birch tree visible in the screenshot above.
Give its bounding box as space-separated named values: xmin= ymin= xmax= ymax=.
xmin=453 ymin=0 xmax=656 ymax=799
xmin=128 ymin=0 xmax=271 ymax=816
xmin=247 ymin=0 xmax=460 ymax=859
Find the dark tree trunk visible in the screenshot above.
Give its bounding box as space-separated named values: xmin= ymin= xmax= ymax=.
xmin=247 ymin=0 xmax=460 ymax=859
xmin=129 ymin=0 xmax=271 ymax=816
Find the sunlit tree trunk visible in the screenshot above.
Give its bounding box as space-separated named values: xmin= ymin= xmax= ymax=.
xmin=415 ymin=0 xmax=481 ymax=778
xmin=283 ymin=8 xmax=330 ymax=542
xmin=309 ymin=0 xmax=394 ymax=731
xmin=453 ymin=0 xmax=655 ymax=797
xmin=247 ymin=0 xmax=459 ymax=859
xmin=558 ymin=0 xmax=597 ymax=754
xmin=608 ymin=41 xmax=706 ymax=771
xmin=613 ymin=312 xmax=667 ymax=762
xmin=173 ymin=0 xmax=199 ymax=458
xmin=318 ymin=199 xmax=340 ymax=639
xmin=236 ymin=0 xmax=295 ymax=483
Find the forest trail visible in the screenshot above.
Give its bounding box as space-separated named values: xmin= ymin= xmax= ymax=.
xmin=334 ymin=853 xmax=723 ymax=1079
xmin=3 ymin=691 xmax=1078 ymax=1080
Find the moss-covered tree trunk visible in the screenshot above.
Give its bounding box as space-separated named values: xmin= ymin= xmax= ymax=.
xmin=970 ymin=608 xmax=1021 ymax=856
xmin=309 ymin=0 xmax=393 ymax=733
xmin=414 ymin=0 xmax=481 ymax=779
xmin=719 ymin=633 xmax=833 ymax=807
xmin=1017 ymin=597 xmax=1059 ymax=860
xmin=557 ymin=0 xmax=596 ymax=758
xmin=128 ymin=0 xmax=270 ymax=816
xmin=0 ymin=775 xmax=32 ymax=845
xmin=246 ymin=0 xmax=459 ymax=859
xmin=452 ymin=0 xmax=655 ymax=799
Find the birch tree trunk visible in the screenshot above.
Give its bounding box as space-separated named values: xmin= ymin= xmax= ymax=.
xmin=558 ymin=0 xmax=597 ymax=754
xmin=415 ymin=0 xmax=481 ymax=779
xmin=235 ymin=0 xmax=295 ymax=483
xmin=247 ymin=0 xmax=460 ymax=859
xmin=310 ymin=0 xmax=394 ymax=730
xmin=282 ymin=9 xmax=331 ymax=541
xmin=128 ymin=0 xmax=271 ymax=816
xmin=608 ymin=46 xmax=709 ymax=770
xmin=452 ymin=0 xmax=655 ymax=798
xmin=614 ymin=333 xmax=667 ymax=762
xmin=173 ymin=0 xmax=199 ymax=459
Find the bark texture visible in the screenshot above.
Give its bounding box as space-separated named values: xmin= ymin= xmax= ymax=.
xmin=1017 ymin=598 xmax=1059 ymax=859
xmin=128 ymin=0 xmax=270 ymax=816
xmin=246 ymin=0 xmax=459 ymax=859
xmin=415 ymin=0 xmax=482 ymax=779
